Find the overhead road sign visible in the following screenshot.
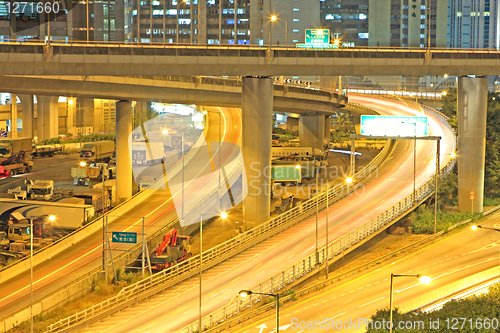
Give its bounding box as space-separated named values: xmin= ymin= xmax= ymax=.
xmin=360 ymin=116 xmax=428 ymax=137
xmin=112 ymin=231 xmax=137 ymax=244
xmin=296 ymin=44 xmax=337 ymax=49
xmin=305 ymin=29 xmax=330 ymax=45
xmin=351 ymin=134 xmax=441 ymax=141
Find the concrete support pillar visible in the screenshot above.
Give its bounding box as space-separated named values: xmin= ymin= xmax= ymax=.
xmin=242 ymin=77 xmax=273 ymax=226
xmin=10 ymin=94 xmax=17 ymax=139
xmin=287 ymin=117 xmax=299 ymax=132
xmin=352 ymin=115 xmax=361 ymax=134
xmin=319 ymin=76 xmax=337 ymax=92
xmin=116 ymin=101 xmax=133 ymax=200
xmin=457 ymin=76 xmax=488 ymax=213
xmin=299 ymin=114 xmax=325 ymax=150
xmin=324 ymin=116 xmax=331 ymax=145
xmin=66 ymin=98 xmax=75 ymax=131
xmin=35 ymin=95 xmax=59 ymax=143
xmin=18 ymin=94 xmax=34 ymax=139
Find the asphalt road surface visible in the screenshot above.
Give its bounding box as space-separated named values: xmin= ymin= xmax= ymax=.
xmin=75 ymin=96 xmax=456 ymax=333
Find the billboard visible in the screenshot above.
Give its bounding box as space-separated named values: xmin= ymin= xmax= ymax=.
xmin=305 ymin=29 xmax=330 ymax=45
xmin=360 ymin=116 xmax=428 ymax=137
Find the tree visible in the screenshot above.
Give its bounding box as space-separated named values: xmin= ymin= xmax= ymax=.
xmin=441 ymin=88 xmax=457 ymax=118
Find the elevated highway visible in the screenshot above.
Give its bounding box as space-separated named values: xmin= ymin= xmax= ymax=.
xmin=56 ymin=95 xmax=455 ymax=333
xmin=0 ymin=42 xmax=500 ymax=76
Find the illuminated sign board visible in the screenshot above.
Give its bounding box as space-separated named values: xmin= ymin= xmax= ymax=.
xmin=360 ymin=116 xmax=428 ymax=137
xmin=305 ymin=29 xmax=330 ymax=45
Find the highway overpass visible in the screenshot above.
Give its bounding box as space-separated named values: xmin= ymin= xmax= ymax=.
xmin=0 ymin=43 xmax=500 ymax=77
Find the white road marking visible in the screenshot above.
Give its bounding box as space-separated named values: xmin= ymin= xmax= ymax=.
xmin=359 ymin=296 xmax=385 ymax=308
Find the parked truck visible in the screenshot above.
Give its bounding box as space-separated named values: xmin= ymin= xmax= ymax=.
xmin=131 ymin=141 xmax=165 ymax=165
xmin=271 ymin=165 xmax=302 ymax=186
xmin=0 ymin=138 xmax=33 ymax=161
xmin=73 ymin=188 xmax=109 ymax=213
xmin=71 ymin=163 xmax=115 ymax=186
xmin=80 ymin=141 xmax=115 ymax=164
xmin=27 ymin=180 xmax=73 ymax=201
xmin=149 ymin=228 xmax=192 ymax=271
xmin=33 ymin=145 xmax=62 ymax=158
xmin=0 ymin=151 xmax=34 ymax=177
xmin=0 ymin=177 xmax=28 ymax=194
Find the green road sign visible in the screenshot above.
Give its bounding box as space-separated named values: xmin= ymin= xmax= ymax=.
xmin=112 ymin=231 xmax=137 ymax=244
xmin=305 ymin=29 xmax=330 ymax=45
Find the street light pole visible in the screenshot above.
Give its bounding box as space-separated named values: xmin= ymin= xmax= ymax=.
xmin=389 ymin=274 xmax=431 ymax=333
xmin=315 ymin=162 xmax=319 ymax=265
xmin=325 ymin=182 xmax=329 ymax=279
xmin=268 ymin=0 xmax=272 ymax=47
xmin=239 ymin=290 xmax=280 ymax=332
xmin=403 ymin=121 xmax=417 ymax=204
xmin=285 ymin=18 xmax=288 ymax=46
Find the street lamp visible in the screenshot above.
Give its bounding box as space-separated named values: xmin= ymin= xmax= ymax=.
xmin=199 ymin=213 xmax=227 ymax=332
xmin=30 ymin=215 xmax=56 ymax=333
xmin=162 ymin=129 xmax=169 ymax=135
xmin=389 ymin=274 xmax=431 ymax=333
xmin=239 ymin=290 xmax=280 ymax=332
xmin=270 ymin=15 xmax=288 ymax=46
xmin=472 ymin=225 xmax=500 ymax=232
xmin=450 ymin=151 xmax=456 ymax=158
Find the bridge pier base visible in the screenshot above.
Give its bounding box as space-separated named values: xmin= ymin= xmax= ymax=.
xmin=242 ymin=76 xmax=273 ymax=226
xmin=457 ymin=76 xmax=488 ymax=213
xmin=35 ymin=95 xmax=59 ymax=142
xmin=18 ymin=94 xmax=34 ymax=139
xmin=116 ymin=101 xmax=133 ymax=200
xmin=299 ymin=114 xmax=325 ymax=151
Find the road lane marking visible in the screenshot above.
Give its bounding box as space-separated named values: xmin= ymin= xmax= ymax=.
xmin=359 ymin=296 xmax=385 ymax=308
xmin=331 ymin=312 xmax=346 ymax=319
xmin=231 ymin=276 xmax=241 ymax=283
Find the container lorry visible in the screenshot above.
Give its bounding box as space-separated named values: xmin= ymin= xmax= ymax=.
xmin=0 ymin=177 xmax=28 ymax=194
xmin=27 ymin=180 xmax=73 ymax=201
xmin=145 ymin=131 xmax=173 ymax=151
xmin=271 ymin=165 xmax=302 ymax=186
xmin=73 ymin=189 xmax=109 ymax=213
xmin=0 ymin=138 xmax=33 ymax=161
xmin=80 ymin=141 xmax=115 ymax=164
xmin=131 ymin=142 xmax=165 ymax=165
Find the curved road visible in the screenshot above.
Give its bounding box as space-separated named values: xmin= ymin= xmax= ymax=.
xmin=76 ymin=95 xmax=456 ymax=333
xmin=0 ymin=107 xmax=242 ymax=320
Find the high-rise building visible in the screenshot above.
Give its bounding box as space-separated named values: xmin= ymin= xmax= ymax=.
xmin=320 ymin=0 xmax=369 ymax=47
xmin=447 ymin=0 xmax=500 ymax=50
xmin=368 ymin=0 xmax=447 ymax=48
xmin=132 ymin=0 xmax=318 ymax=46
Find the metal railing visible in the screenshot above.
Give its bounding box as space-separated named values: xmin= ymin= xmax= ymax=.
xmin=181 ymin=102 xmax=457 ymax=333
xmin=46 ymin=104 xmax=394 ymax=332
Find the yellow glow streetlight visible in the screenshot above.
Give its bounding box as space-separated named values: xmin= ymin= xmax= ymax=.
xmin=162 ymin=129 xmax=169 ymax=134
xmin=444 ymin=74 xmax=448 ymax=78
xmin=239 ymin=290 xmax=281 ymax=332
xmin=203 ymin=110 xmax=208 ymax=115
xmin=419 ymin=275 xmax=431 ymax=284
xmin=450 ymin=152 xmax=456 ymax=158
xmin=346 ymin=177 xmax=352 ymax=183
xmin=471 ymin=225 xmax=478 ymax=230
xmin=334 ymin=39 xmax=340 ymax=45
xmin=295 ymin=165 xmax=301 ymax=169
xmin=271 ymin=15 xmax=277 ymax=21
xmin=220 ymin=212 xmax=228 ymax=219
xmin=442 ymin=91 xmax=448 ymax=96
xmin=48 ymin=215 xmax=56 ymax=221
xmin=80 ymin=161 xmax=87 ymax=167
xmin=68 ymin=99 xmax=74 ymax=105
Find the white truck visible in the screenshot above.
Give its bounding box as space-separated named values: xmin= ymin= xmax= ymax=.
xmin=80 ymin=141 xmax=115 ymax=164
xmin=27 ymin=180 xmax=73 ymax=201
xmin=131 ymin=142 xmax=165 ymax=165
xmin=71 ymin=163 xmax=115 ymax=186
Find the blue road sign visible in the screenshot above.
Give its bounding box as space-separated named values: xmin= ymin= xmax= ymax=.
xmin=112 ymin=231 xmax=137 ymax=244
xmin=0 ymin=131 xmax=7 ymax=137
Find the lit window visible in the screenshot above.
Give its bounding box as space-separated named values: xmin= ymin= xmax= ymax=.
xmin=292 ymin=29 xmax=299 ymax=32
xmin=293 ymin=39 xmax=299 ymax=43
xmin=420 ymin=44 xmax=425 ymax=47
xmin=485 ymin=12 xmax=490 ymax=16
xmin=421 ymin=5 xmax=425 ymax=10
xmin=359 ymin=13 xmax=366 ymax=20
xmin=420 ymin=24 xmax=425 ymax=29
xmin=420 ymin=34 xmax=425 ymax=38
xmin=293 ymin=18 xmax=299 ymax=22
xmin=293 ymin=8 xmax=299 ymax=11
xmin=358 ymin=32 xmax=368 ymax=39
xmin=420 ymin=15 xmax=425 ymax=19
xmin=457 ymin=12 xmax=462 ymax=17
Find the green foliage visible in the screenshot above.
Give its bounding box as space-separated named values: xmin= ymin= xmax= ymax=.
xmin=274 ymin=127 xmax=299 ymax=137
xmin=437 ymin=173 xmax=458 ymax=206
xmin=409 ymin=204 xmax=477 ymax=234
xmin=368 ymin=283 xmax=500 ymax=332
xmin=441 ymin=88 xmax=457 ymax=118
xmin=41 ymin=133 xmax=116 ymax=145
xmin=483 ymin=196 xmax=500 ymax=206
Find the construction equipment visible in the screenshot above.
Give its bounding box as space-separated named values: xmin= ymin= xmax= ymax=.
xmin=0 ymin=151 xmax=34 ymax=177
xmin=279 ymin=192 xmax=295 ymax=213
xmin=71 ymin=163 xmax=115 ymax=186
xmin=149 ymin=229 xmax=192 ymax=271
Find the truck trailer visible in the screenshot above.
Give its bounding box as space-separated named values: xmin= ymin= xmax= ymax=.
xmin=80 ymin=141 xmax=115 ymax=164
xmin=271 ymin=165 xmax=302 ymax=186
xmin=0 ymin=138 xmax=33 ymax=161
xmin=131 ymin=142 xmax=165 ymax=165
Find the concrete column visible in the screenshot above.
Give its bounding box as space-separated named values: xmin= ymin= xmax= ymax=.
xmin=324 ymin=116 xmax=331 ymax=145
xmin=18 ymin=94 xmax=34 ymax=139
xmin=116 ymin=101 xmax=133 ymax=200
xmin=10 ymin=94 xmax=17 ymax=139
xmin=457 ymin=76 xmax=488 ymax=213
xmin=299 ymin=114 xmax=325 ymax=150
xmin=319 ymin=76 xmax=337 ymax=92
xmin=287 ymin=117 xmax=299 ymax=132
xmin=66 ymin=98 xmax=75 ymax=132
xmin=242 ymin=77 xmax=273 ymax=226
xmin=352 ymin=115 xmax=361 ymax=134
xmin=35 ymin=95 xmax=59 ymax=143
